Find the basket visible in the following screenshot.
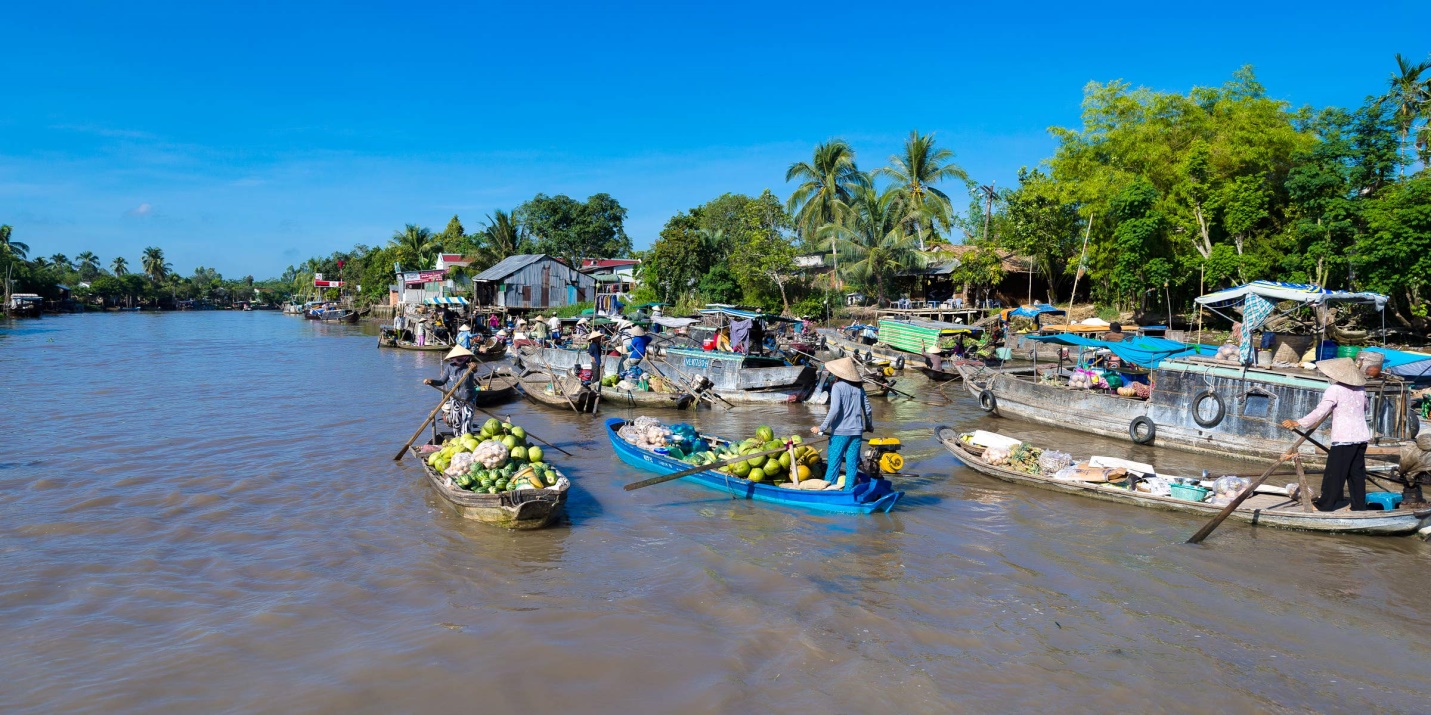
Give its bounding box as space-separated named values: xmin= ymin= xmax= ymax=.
xmin=1169 ymin=483 xmax=1211 ymax=502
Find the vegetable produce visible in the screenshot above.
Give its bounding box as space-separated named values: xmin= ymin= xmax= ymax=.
xmin=429 ymin=420 xmax=568 ymax=494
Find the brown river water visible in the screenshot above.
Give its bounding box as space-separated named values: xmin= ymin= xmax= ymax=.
xmin=2 ymin=312 xmax=1429 ymax=714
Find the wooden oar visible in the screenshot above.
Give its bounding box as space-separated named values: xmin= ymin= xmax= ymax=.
xmin=1186 ymin=414 xmax=1329 ymax=544
xmin=393 ymin=362 xmax=479 ymax=460
xmin=624 ymin=435 xmax=830 ymax=491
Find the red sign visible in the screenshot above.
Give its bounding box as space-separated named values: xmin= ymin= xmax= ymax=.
xmin=314 ymin=280 xmax=345 ymax=287
xmin=403 ymin=269 xmax=446 ymax=285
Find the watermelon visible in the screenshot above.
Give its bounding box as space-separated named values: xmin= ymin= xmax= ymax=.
xmin=755 ymin=426 xmax=774 ymax=442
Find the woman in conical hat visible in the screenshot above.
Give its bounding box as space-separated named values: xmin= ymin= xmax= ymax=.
xmin=1282 ymin=357 xmax=1369 ymax=511
xmin=811 ymin=357 xmax=873 ymax=492
xmin=425 ymin=346 xmax=479 ymax=434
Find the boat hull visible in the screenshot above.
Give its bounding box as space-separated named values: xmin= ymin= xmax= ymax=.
xmin=935 ymin=427 xmax=1427 ymax=536
xmin=411 ymin=447 xmax=568 ymax=529
xmin=608 ymin=419 xmax=901 ymax=514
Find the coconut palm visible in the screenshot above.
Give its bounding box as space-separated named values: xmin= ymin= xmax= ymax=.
xmin=877 ymin=130 xmax=970 ymax=243
xmin=76 ymin=251 xmax=101 ymax=279
xmin=785 ymin=139 xmax=868 ymax=238
xmin=50 ymin=253 xmax=71 ymax=269
xmin=111 ymin=256 xmax=129 ymax=276
xmin=817 ymin=185 xmax=929 ymax=304
xmin=1380 ymin=53 xmax=1431 ymax=174
xmin=141 ymin=246 xmax=171 ymax=284
xmin=474 ymin=210 xmax=530 ymax=269
xmin=0 ymin=225 xmax=27 ymax=261
xmin=388 ymin=224 xmax=438 ymax=271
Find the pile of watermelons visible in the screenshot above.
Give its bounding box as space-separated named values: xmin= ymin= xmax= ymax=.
xmin=426 ymin=418 xmax=560 ymax=494
xmin=706 ymin=425 xmax=824 ymax=484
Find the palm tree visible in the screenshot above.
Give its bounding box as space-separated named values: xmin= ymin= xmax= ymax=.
xmin=786 ymin=140 xmax=868 ymax=235
xmin=1380 ymin=53 xmax=1431 ymax=174
xmin=390 ymin=224 xmax=438 ymax=270
xmin=75 ymin=251 xmax=101 ymax=279
xmin=817 ymin=185 xmax=929 ymax=304
xmin=877 ymin=130 xmax=970 ymax=244
xmin=475 ymin=210 xmax=529 ymax=268
xmin=111 ymin=256 xmax=129 ymax=276
xmin=0 ymin=225 xmax=28 ymax=261
xmin=785 ymin=140 xmax=869 ymax=290
xmin=50 ymin=253 xmax=71 ymax=268
xmin=141 ymin=247 xmax=171 ymax=284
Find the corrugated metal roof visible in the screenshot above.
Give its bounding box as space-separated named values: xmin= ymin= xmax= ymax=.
xmin=473 ymin=254 xmax=550 ymax=282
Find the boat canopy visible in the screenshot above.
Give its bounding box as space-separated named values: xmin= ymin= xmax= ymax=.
xmin=652 ymin=316 xmax=700 ymax=329
xmin=699 ymin=304 xmax=797 ymax=323
xmin=1003 ymin=304 xmax=1065 ymax=320
xmin=1025 ymin=334 xmax=1218 ymax=368
xmin=424 ymin=296 xmax=470 ymax=305
xmin=1195 ymin=281 xmax=1388 ymax=311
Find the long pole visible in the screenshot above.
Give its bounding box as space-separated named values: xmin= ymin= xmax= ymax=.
xmin=393 ymin=362 xmax=479 ymax=460
xmin=1185 ymin=415 xmax=1328 ymax=544
xmin=1065 ymin=212 xmax=1094 ymax=317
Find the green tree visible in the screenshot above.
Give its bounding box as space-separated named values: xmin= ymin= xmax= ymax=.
xmin=390 ymin=224 xmax=438 ymax=271
xmin=111 ymin=256 xmax=128 ymax=276
xmin=997 ymin=168 xmax=1083 ymax=302
xmin=877 ymin=130 xmax=969 ymax=242
xmin=141 ymin=247 xmax=171 ymax=284
xmin=474 ymin=209 xmax=531 ymax=269
xmin=786 ymin=140 xmax=867 ymax=237
xmin=1356 ymin=174 xmax=1431 ymax=324
xmin=436 ymin=215 xmax=467 ymax=252
xmin=728 ymin=190 xmax=797 ymax=313
xmin=518 ymin=193 xmax=631 ymax=267
xmin=75 ymin=251 xmax=101 ymax=280
xmin=948 ymin=246 xmax=1006 ymax=307
xmin=1379 ymin=53 xmax=1431 ymax=174
xmin=1 ymin=225 xmax=28 ymax=261
xmin=818 ymin=184 xmax=928 ymax=303
xmin=645 ymin=209 xmax=708 ymax=302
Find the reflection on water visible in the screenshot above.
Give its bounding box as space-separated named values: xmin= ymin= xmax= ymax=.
xmin=1 ymin=312 xmax=1429 ymax=714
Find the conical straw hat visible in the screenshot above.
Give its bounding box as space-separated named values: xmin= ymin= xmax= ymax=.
xmin=826 ymin=357 xmax=861 ymax=382
xmin=1315 ymin=357 xmax=1366 ymax=386
xmin=445 ymin=346 xmax=476 ymax=361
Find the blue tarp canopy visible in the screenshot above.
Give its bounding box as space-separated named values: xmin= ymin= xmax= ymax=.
xmin=424 ymin=296 xmax=469 ymax=305
xmin=700 ymin=304 xmax=797 ymax=323
xmin=1360 ymin=347 xmax=1431 ymax=370
xmin=1195 ymin=281 xmax=1388 ymax=311
xmin=1007 ymin=304 xmax=1065 ymax=318
xmin=1026 ymin=334 xmax=1218 ymax=368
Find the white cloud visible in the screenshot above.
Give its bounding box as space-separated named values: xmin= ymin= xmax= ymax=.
xmin=125 ymin=202 xmax=153 ymax=217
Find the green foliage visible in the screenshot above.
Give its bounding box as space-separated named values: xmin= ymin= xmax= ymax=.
xmin=994 ymin=168 xmax=1083 ymax=301
xmin=876 ymin=130 xmax=968 ymax=238
xmin=1356 ymin=174 xmax=1431 ymax=317
xmin=820 ymin=184 xmax=928 ymax=302
xmin=552 ymin=301 xmax=593 ymax=318
xmin=517 ymin=193 xmax=631 ymax=267
xmin=698 ymin=262 xmax=740 ymax=304
xmin=785 ymin=140 xmax=868 ymax=243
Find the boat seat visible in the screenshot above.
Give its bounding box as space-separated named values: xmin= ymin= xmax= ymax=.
xmin=1365 ymin=492 xmax=1403 ymax=511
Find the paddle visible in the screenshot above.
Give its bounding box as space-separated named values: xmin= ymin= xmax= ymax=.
xmin=393 ymin=362 xmax=479 ymax=460
xmin=624 ymin=435 xmax=830 ymax=491
xmin=1185 ymin=414 xmax=1329 ymax=544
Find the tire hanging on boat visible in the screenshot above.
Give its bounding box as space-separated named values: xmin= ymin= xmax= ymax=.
xmin=1129 ymin=416 xmax=1157 ymax=445
xmin=978 ymin=389 xmax=998 ymax=414
xmin=1191 ymin=390 xmax=1225 ymax=428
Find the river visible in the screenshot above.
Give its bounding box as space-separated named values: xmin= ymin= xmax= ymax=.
xmin=2 ymin=312 xmax=1428 ymax=714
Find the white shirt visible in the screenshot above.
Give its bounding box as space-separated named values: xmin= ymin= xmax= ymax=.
xmin=548 ymin=317 xmax=560 ymax=332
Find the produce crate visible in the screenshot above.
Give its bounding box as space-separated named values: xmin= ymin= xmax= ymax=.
xmin=1169 ymin=483 xmax=1210 ymax=502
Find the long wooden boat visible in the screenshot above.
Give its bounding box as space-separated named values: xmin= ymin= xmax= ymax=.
xmin=935 ymin=426 xmax=1429 ymax=536
xmin=469 ymin=373 xmax=520 ymax=406
xmin=519 ymin=345 xmax=816 ymax=405
xmin=597 ymin=384 xmax=698 ymax=410
xmin=816 ymin=328 xmax=914 ymax=368
xmin=518 ymin=372 xmax=597 ymax=412
xmin=916 ymin=366 xmax=962 ymax=382
xmin=409 ymin=440 xmax=569 ymax=529
xmin=954 ymin=357 xmax=1418 ymax=464
xmin=608 ymin=418 xmax=902 ymax=513
xmin=379 ymin=330 xmax=452 ymax=351
xmin=471 ymin=339 xmax=508 ymax=361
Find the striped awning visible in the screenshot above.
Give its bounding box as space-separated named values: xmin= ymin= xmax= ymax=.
xmin=423 ymin=296 xmax=469 ymax=305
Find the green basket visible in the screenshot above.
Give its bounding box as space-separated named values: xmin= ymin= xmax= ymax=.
xmin=1169 ymin=483 xmax=1210 ymax=502
xmin=1336 ymin=345 xmax=1362 ymax=359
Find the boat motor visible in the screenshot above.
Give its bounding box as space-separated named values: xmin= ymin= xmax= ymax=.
xmin=861 ymin=438 xmax=907 ymax=477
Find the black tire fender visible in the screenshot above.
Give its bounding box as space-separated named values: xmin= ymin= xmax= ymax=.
xmin=1130 ymin=416 xmax=1157 ymax=445
xmin=1191 ymin=390 xmax=1225 ymax=428
xmin=894 ymin=356 xmax=905 ymax=370
xmin=978 ymin=389 xmax=998 ymax=414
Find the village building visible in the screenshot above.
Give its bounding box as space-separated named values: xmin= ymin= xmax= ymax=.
xmin=471 ymin=254 xmax=596 ymax=313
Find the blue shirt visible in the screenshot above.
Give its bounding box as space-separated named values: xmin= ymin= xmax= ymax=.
xmin=630 ymin=334 xmax=652 ymax=359
xmin=456 ymin=330 xmax=472 ymax=348
xmin=819 ymin=381 xmax=873 ymax=436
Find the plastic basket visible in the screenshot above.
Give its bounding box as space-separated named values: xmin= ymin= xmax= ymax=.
xmin=1169 ymin=483 xmax=1210 ymax=502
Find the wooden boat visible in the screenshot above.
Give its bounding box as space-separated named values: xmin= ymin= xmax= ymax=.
xmin=597 ymin=384 xmax=698 ymax=410
xmin=518 ymin=345 xmax=815 ymax=404
xmin=409 ymin=440 xmax=569 ymax=529
xmin=916 ymin=366 xmax=962 ymax=382
xmin=518 ymin=371 xmax=597 ymax=412
xmin=608 ymin=418 xmax=902 ymax=514
xmin=471 ymin=339 xmax=508 ymax=361
xmin=379 ymin=329 xmax=452 ymax=351
xmin=935 ymin=426 xmax=1430 ymax=536
xmin=955 ymin=357 xmax=1418 ymax=464
xmin=469 ymin=372 xmax=520 ymax=406
xmin=816 ymin=328 xmax=912 ymax=369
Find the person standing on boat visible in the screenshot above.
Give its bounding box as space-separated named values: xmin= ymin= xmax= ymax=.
xmin=547 ymin=314 xmax=561 ymax=340
xmin=925 ymin=347 xmax=944 ymax=372
xmin=583 ymin=332 xmax=605 ymax=386
xmin=425 ymin=346 xmax=479 ymax=435
xmin=811 ymin=357 xmax=873 ymax=491
xmin=455 ymin=323 xmax=473 ymax=349
xmin=1282 ymin=358 xmax=1370 ymax=512
xmin=531 ymin=315 xmax=550 ymax=345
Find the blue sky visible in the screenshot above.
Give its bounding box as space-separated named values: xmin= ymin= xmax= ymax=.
xmin=3 ymin=1 xmax=1428 ymax=278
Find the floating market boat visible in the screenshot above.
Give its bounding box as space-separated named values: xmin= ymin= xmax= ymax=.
xmin=411 ymin=438 xmax=569 ymax=529
xmin=378 ymin=329 xmax=451 ymax=351
xmin=608 ymin=418 xmax=902 ymax=513
xmin=817 ymin=327 xmax=916 ymax=368
xmin=471 ymin=339 xmax=508 ymax=361
xmin=652 ymin=347 xmax=816 ymax=404
xmin=468 ymin=372 xmax=520 ymax=406
xmin=517 ymin=371 xmax=597 ymax=412
xmin=874 ymin=317 xmax=983 ymax=357
xmin=935 ymin=426 xmax=1430 ymax=536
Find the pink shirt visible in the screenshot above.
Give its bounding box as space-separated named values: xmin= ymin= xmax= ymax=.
xmin=1297 ymin=383 xmax=1370 ymax=444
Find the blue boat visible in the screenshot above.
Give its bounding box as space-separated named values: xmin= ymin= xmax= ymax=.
xmin=606 ymin=418 xmax=902 ymax=514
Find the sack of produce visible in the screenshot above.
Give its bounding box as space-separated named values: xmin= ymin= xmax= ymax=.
xmin=1208 ymin=476 xmax=1251 ymax=506
xmin=1038 ymin=450 xmax=1074 ymax=475
xmin=984 ymin=445 xmax=1012 ymax=466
